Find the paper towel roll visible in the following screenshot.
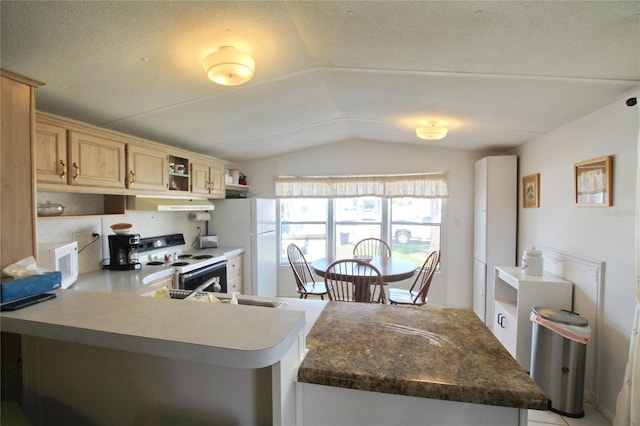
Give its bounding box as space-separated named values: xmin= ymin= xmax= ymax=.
xmin=189 ymin=212 xmax=211 ymax=221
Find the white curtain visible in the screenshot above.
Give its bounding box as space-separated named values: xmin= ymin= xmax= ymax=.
xmin=274 ymin=173 xmax=449 ymax=198
xmin=613 ymin=101 xmax=640 ymax=425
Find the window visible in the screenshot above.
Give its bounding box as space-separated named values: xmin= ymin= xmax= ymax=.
xmin=335 ymin=197 xmax=382 ymax=256
xmin=390 ymin=198 xmax=442 ymax=266
xmin=279 ymin=197 xmax=442 ymax=266
xmin=280 ymin=198 xmax=328 ymax=262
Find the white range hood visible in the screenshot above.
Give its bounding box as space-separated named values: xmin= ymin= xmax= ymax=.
xmin=127 ymin=196 xmax=215 ymax=212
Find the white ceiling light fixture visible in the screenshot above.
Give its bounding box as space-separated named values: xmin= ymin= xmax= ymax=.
xmin=416 ymin=121 xmax=448 ymax=140
xmin=202 ymin=46 xmax=255 ymax=86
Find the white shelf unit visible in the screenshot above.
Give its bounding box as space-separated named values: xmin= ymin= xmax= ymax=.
xmin=493 ymin=266 xmax=573 ymax=371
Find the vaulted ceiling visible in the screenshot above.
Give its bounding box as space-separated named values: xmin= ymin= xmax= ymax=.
xmin=1 ymin=1 xmax=639 ymax=162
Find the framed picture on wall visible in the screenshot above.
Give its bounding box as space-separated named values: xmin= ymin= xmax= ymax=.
xmin=574 ymin=156 xmax=612 ymax=206
xmin=522 ymin=173 xmax=540 ymax=208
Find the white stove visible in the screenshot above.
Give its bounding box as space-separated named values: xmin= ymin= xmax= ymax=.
xmin=138 ymin=234 xmax=228 ymax=292
xmin=144 ymin=251 xmax=226 ymax=274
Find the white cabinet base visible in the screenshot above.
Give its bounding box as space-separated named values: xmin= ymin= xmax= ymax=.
xmin=493 ymin=266 xmax=573 ymax=370
xmin=299 ymin=383 xmax=528 ymax=426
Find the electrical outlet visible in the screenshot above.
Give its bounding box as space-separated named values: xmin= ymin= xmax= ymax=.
xmin=72 ymin=232 xmax=83 ymax=245
xmin=72 ymin=230 xmax=100 ymax=247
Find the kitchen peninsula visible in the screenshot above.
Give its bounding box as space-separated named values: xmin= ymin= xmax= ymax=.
xmin=1 ymin=290 xmax=309 ymax=425
xmin=1 ymin=286 xmax=548 ymax=426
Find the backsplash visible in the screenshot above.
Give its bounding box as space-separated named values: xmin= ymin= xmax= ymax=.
xmin=37 ymin=199 xmax=207 ymax=273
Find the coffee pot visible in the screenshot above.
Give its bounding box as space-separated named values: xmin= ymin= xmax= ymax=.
xmin=108 ymin=234 xmax=141 ymax=270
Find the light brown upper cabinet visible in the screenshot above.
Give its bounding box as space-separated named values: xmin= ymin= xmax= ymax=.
xmin=34 ymin=111 xmax=227 ymax=198
xmin=126 ymin=142 xmax=168 ymax=191
xmin=36 ymin=112 xmax=126 ymax=191
xmin=191 ymin=157 xmax=225 ymax=199
xmin=35 ymin=119 xmax=67 ymax=185
xmin=68 ymin=130 xmax=126 ymax=189
xmin=1 ymin=70 xmax=43 ymax=270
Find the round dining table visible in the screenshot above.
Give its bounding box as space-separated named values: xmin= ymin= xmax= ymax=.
xmin=310 ymin=256 xmax=418 ymax=286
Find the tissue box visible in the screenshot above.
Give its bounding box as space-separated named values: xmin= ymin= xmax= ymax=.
xmin=1 ymin=272 xmax=61 ymax=303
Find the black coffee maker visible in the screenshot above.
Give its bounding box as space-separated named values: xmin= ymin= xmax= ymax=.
xmin=108 ymin=234 xmax=141 ymax=270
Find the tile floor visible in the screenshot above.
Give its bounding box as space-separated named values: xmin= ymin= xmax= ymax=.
xmin=528 ymin=403 xmax=611 ymax=426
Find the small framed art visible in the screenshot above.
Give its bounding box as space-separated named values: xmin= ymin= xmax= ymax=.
xmin=522 ymin=173 xmax=540 ymax=208
xmin=574 ymin=156 xmax=612 ymax=206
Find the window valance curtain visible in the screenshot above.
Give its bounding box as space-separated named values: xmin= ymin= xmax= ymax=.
xmin=274 ymin=173 xmax=448 ymax=198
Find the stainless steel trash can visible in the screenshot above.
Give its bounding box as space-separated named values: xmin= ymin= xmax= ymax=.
xmin=530 ymin=307 xmax=591 ymax=418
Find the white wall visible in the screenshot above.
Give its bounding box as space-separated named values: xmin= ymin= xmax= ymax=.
xmin=237 ymin=139 xmax=484 ymax=308
xmin=37 ymin=196 xmax=200 ymax=273
xmin=515 ymin=94 xmax=639 ymax=421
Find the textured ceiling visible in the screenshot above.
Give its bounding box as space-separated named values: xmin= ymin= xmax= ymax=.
xmin=1 ymin=1 xmax=639 ymax=162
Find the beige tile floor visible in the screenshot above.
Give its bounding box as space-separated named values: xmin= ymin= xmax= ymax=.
xmin=528 ymin=403 xmax=611 ymax=426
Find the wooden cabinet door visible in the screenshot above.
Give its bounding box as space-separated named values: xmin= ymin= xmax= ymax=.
xmin=68 ymin=131 xmax=126 ymax=188
xmin=190 ymin=162 xmax=211 ymax=195
xmin=209 ymin=170 xmax=225 ymax=198
xmin=127 ymin=143 xmax=168 ymax=191
xmin=35 ymin=121 xmax=67 ymax=185
xmin=1 ymin=73 xmax=40 ymax=270
xmin=208 ymin=161 xmax=226 ymax=199
xmin=209 ymin=162 xmax=225 ymax=198
xmin=227 ymin=254 xmax=244 ymax=294
xmin=191 ymin=159 xmax=226 ymax=198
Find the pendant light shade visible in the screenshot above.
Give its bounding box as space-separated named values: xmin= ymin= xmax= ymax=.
xmin=202 ymin=46 xmax=255 ymax=86
xmin=416 ymin=122 xmax=448 ymax=140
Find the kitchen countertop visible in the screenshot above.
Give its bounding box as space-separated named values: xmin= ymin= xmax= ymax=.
xmin=1 ymin=241 xmax=326 ymax=371
xmin=297 ymin=302 xmax=549 ymax=410
xmin=71 ymin=246 xmax=244 ymax=295
xmin=0 ymin=288 xmax=307 ymax=369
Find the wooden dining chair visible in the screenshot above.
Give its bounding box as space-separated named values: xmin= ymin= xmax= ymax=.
xmin=353 ymin=237 xmax=392 ymax=258
xmin=324 ymin=258 xmax=385 ymax=303
xmin=388 ymin=250 xmax=440 ymax=306
xmin=286 ymin=243 xmax=330 ymax=299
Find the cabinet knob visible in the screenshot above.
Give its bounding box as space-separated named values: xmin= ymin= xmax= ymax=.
xmin=59 ymin=159 xmax=66 ymax=179
xmin=129 ymin=170 xmax=136 ymax=184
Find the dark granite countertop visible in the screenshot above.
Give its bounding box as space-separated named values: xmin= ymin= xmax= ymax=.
xmin=297 ymin=302 xmax=549 ymax=410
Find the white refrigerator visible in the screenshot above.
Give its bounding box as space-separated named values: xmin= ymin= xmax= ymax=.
xmin=209 ymin=198 xmax=277 ymax=297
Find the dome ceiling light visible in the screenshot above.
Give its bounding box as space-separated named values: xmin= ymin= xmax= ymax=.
xmin=416 ymin=121 xmax=448 ymax=140
xmin=202 ymin=46 xmax=255 ymax=86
